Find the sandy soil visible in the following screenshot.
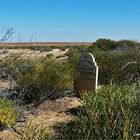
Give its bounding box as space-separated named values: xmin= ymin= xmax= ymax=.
xmin=0 ymin=48 xmax=69 ymax=61
xmin=30 ymin=97 xmax=82 ymax=126
xmin=0 ymin=130 xmax=19 ymax=140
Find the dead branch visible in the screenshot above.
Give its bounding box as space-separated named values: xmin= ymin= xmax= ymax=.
xmin=0 ymin=26 xmax=14 ymax=42
xmin=121 ymin=61 xmax=137 ymax=70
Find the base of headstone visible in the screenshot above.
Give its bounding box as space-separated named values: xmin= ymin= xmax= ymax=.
xmin=74 ymin=78 xmax=96 ymax=98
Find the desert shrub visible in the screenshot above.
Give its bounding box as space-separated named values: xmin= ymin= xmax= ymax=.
xmin=39 ymin=47 xmax=53 ymax=52
xmin=57 ymin=84 xmax=140 ymax=139
xmin=90 ymin=48 xmax=140 ymax=84
xmin=40 ymin=59 xmax=72 ymax=90
xmin=20 ymin=59 xmax=72 ymax=101
xmin=75 ymin=45 xmax=89 ymax=53
xmin=66 ymin=48 xmax=80 ymax=79
xmin=46 ymin=53 xmax=53 ymax=59
xmin=95 ymin=38 xmax=117 ymax=51
xmin=59 ymin=47 xmax=66 ymax=51
xmin=1 ymin=56 xmax=73 ymax=102
xmin=0 ymin=98 xmax=19 ymax=130
xmin=90 ymin=38 xmax=138 ymax=51
xmin=19 ymin=121 xmax=51 ymax=140
xmin=87 ymin=44 xmax=102 ymax=52
xmin=116 ymin=40 xmax=137 ymax=50
xmin=65 ymin=48 xmax=78 ymax=58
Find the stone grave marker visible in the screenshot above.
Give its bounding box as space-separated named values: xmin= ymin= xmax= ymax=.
xmin=74 ymin=53 xmax=98 ymax=97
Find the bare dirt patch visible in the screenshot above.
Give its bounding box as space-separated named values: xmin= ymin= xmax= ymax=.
xmin=20 ymin=97 xmax=82 ymax=130
xmin=0 ymin=96 xmax=82 ymax=140
xmin=0 ymin=48 xmax=69 ymax=62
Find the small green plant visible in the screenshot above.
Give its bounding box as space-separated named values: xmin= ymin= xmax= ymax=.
xmin=19 ymin=121 xmax=51 ymax=140
xmin=0 ymin=98 xmax=18 ymax=130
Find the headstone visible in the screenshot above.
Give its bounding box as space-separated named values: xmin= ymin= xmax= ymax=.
xmin=74 ymin=53 xmax=98 ymax=97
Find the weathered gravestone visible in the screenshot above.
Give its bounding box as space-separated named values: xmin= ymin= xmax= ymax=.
xmin=74 ymin=53 xmax=98 ymax=97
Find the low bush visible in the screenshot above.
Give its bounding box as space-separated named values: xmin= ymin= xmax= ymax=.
xmin=19 ymin=121 xmax=51 ymax=140
xmin=58 ymin=84 xmax=140 ymax=139
xmin=89 ymin=49 xmax=140 ymax=84
xmin=0 ymin=98 xmax=19 ymax=130
xmin=1 ymin=56 xmax=73 ymax=102
xmin=90 ymin=38 xmax=138 ymax=51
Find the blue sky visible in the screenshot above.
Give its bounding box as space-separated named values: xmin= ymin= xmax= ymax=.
xmin=0 ymin=0 xmax=140 ymax=42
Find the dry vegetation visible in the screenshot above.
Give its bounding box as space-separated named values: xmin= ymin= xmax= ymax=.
xmin=1 ymin=38 xmax=140 ymax=139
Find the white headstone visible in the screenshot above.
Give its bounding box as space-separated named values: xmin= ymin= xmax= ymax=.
xmin=74 ymin=53 xmax=98 ymax=97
